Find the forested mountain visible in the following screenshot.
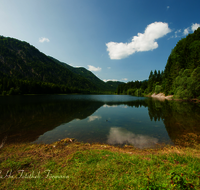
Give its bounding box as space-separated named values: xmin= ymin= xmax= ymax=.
xmin=117 ymin=27 xmax=200 ymax=99
xmin=0 ymin=36 xmax=123 ymax=95
xmin=48 ymin=56 xmax=123 ymax=92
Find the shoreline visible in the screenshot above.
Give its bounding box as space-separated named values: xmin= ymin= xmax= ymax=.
xmin=146 ymin=93 xmax=200 ymax=103
xmin=145 ymin=93 xmax=173 ymax=101
xmin=150 ymin=93 xmax=173 ymax=100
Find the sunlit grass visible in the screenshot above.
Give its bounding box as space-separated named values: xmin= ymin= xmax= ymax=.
xmin=0 ymin=138 xmax=200 ymax=189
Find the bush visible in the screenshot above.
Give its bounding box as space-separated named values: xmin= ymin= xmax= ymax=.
xmin=155 ymin=85 xmax=162 ymax=94
xmin=127 ymin=89 xmax=135 ymax=95
xmin=135 ymin=88 xmax=143 ymax=96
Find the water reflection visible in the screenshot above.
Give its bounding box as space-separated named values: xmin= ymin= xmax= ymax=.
xmin=0 ymin=95 xmax=200 ymax=148
xmin=88 ymin=116 xmax=102 ymax=122
xmin=147 ymin=99 xmax=200 ymax=145
xmin=107 ymin=127 xmax=158 ymax=149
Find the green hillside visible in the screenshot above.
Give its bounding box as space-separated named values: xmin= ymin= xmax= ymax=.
xmin=0 ymin=36 xmax=97 ymax=90
xmin=0 ymin=36 xmax=123 ymax=95
xmin=48 ymin=56 xmax=124 ymax=92
xmin=162 ymin=28 xmax=200 ymax=98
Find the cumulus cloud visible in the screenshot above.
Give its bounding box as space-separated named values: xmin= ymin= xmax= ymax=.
xmin=107 ymin=127 xmax=158 ymax=149
xmin=88 ymin=65 xmax=101 ymax=72
xmin=191 ymin=23 xmax=200 ymax=31
xmin=39 ymin=37 xmax=50 ymax=43
xmin=106 ymin=22 xmax=171 ymax=60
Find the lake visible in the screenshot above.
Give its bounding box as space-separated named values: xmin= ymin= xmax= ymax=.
xmin=0 ymin=95 xmax=200 ymax=148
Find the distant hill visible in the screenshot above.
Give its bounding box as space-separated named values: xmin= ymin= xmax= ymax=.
xmin=0 ymin=36 xmax=124 ymax=94
xmin=48 ymin=56 xmax=124 ymax=92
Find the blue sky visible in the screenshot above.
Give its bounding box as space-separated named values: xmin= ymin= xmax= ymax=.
xmin=0 ymin=0 xmax=200 ymax=82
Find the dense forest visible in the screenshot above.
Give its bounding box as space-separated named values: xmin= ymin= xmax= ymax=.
xmin=0 ymin=36 xmax=123 ymax=95
xmin=117 ymin=27 xmax=200 ymax=100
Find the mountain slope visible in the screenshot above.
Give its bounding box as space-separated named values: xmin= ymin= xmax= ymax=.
xmin=0 ymin=36 xmax=123 ymax=93
xmin=48 ymin=56 xmax=124 ymax=91
xmin=0 ymin=36 xmax=97 ymax=90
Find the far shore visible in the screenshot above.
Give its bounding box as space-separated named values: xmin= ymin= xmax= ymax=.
xmin=149 ymin=93 xmax=173 ymax=100
xmin=146 ymin=93 xmax=200 ymax=103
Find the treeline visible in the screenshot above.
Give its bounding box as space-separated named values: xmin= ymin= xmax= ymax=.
xmin=0 ymin=77 xmax=111 ymax=96
xmin=117 ymin=27 xmax=200 ymax=99
xmin=117 ymin=70 xmax=163 ymax=96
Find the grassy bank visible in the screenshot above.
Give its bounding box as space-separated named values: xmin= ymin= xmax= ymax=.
xmin=0 ymin=139 xmax=200 ymax=189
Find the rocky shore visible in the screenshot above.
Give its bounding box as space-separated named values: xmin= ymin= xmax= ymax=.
xmin=150 ymin=93 xmax=173 ymax=100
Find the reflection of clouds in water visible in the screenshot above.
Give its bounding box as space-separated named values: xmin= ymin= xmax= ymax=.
xmin=103 ymin=104 xmax=118 ymax=108
xmin=88 ymin=115 xmax=102 ymax=122
xmin=107 ymin=127 xmax=158 ymax=149
xmin=103 ymin=104 xmax=127 ymax=108
xmin=120 ymin=105 xmax=128 ymax=108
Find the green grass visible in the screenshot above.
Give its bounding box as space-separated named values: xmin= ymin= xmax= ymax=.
xmin=0 ymin=141 xmax=200 ymax=189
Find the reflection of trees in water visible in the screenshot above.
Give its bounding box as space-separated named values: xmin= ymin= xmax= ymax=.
xmin=105 ymin=99 xmax=148 ymax=108
xmin=1 ymin=95 xmax=200 ymax=146
xmin=0 ymin=99 xmax=103 ymax=144
xmin=0 ymin=98 xmax=149 ymax=144
xmin=147 ymin=98 xmax=200 ymax=145
xmin=148 ymin=99 xmax=165 ymax=122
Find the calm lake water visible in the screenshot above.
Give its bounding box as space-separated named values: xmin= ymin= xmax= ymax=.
xmin=1 ymin=95 xmax=200 ymax=148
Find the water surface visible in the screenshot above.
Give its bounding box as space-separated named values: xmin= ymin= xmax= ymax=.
xmin=1 ymin=95 xmax=200 ymax=148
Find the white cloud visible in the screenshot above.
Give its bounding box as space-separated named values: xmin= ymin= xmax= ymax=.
xmin=107 ymin=67 xmax=111 ymax=69
xmin=68 ymin=63 xmax=82 ymax=68
xmin=167 ymin=6 xmax=170 ymax=9
xmin=88 ymin=65 xmax=101 ymax=72
xmin=191 ymin=23 xmax=200 ymax=31
xmin=106 ymin=22 xmax=171 ymax=60
xmin=103 ymin=78 xmax=128 ymax=82
xmin=103 ymin=79 xmax=118 ymax=82
xmin=169 ymin=29 xmax=182 ymax=39
xmin=121 ymin=78 xmax=128 ymax=81
xmin=182 ymin=23 xmax=200 ymax=36
xmin=168 ymin=23 xmax=200 ymax=39
xmin=183 ymin=28 xmax=190 ymax=35
xmin=39 ymin=37 xmax=50 ymax=43
xmin=88 ymin=116 xmax=102 ymax=122
xmin=175 ymin=29 xmax=181 ymax=37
